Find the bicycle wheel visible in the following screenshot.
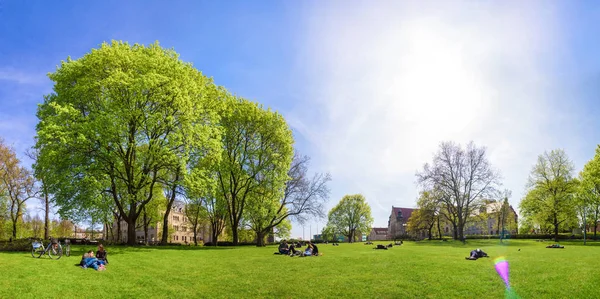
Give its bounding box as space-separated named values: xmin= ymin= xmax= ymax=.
xmin=65 ymin=244 xmax=71 ymax=257
xmin=48 ymin=243 xmax=63 ymax=260
xmin=31 ymin=243 xmax=44 ymax=258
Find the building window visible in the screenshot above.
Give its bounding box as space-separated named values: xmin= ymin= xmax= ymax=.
xmin=173 ymin=216 xmax=180 ymax=222
xmin=175 ymin=235 xmax=178 ymax=241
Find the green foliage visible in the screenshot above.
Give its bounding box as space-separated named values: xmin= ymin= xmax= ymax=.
xmin=407 ymin=190 xmax=440 ymax=239
xmin=35 ymin=41 xmax=222 ymax=244
xmin=214 ymin=95 xmax=294 ymax=245
xmin=577 ymin=145 xmax=600 ymax=237
xmin=326 ymin=194 xmax=374 ymax=242
xmin=0 ymin=138 xmax=36 ymax=238
xmin=520 ymin=149 xmax=578 ymax=240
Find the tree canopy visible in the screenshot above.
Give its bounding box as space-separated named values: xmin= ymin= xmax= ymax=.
xmin=519 ymin=149 xmax=577 ymax=241
xmin=417 ymin=141 xmax=500 ymax=241
xmin=326 ymin=194 xmax=373 ymax=243
xmin=35 ymin=41 xmax=222 ymax=245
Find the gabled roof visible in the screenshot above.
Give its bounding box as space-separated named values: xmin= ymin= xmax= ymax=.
xmin=392 ymin=207 xmax=416 ymax=220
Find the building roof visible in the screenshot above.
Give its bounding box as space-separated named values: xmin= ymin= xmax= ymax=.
xmin=392 ymin=207 xmax=416 ymax=220
xmin=372 ymin=227 xmax=388 ymax=233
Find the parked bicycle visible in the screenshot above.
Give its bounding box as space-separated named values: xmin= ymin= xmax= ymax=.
xmin=31 ymin=238 xmax=63 ymax=260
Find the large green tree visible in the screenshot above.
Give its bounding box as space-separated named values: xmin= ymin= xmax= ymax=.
xmin=244 ymin=152 xmax=331 ymax=246
xmin=0 ymin=139 xmax=36 ymax=239
xmin=578 ymin=145 xmax=600 ymax=239
xmin=214 ymin=95 xmax=294 ymax=245
xmin=520 ymin=149 xmax=577 ymax=242
xmin=407 ymin=190 xmax=441 ymax=240
xmin=35 ymin=41 xmax=221 ymax=245
xmin=326 ymin=194 xmax=373 ymax=243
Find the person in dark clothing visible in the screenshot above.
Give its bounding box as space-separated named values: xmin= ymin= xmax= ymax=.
xmin=466 ymin=248 xmax=489 ymax=260
xmin=96 ymin=244 xmax=108 ymax=264
xmin=277 ymin=240 xmax=290 ymax=255
xmin=311 ymin=243 xmax=319 ymax=256
xmin=546 ymin=244 xmax=564 ymax=248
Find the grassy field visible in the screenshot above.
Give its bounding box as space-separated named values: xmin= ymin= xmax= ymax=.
xmin=0 ymin=239 xmax=598 ymax=298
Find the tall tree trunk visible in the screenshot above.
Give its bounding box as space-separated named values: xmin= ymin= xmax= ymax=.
xmin=437 ymin=216 xmax=442 ymax=240
xmin=192 ymin=222 xmax=198 ymax=246
xmin=143 ymin=207 xmax=148 ymax=245
xmin=428 ymin=225 xmax=433 ymax=240
xmin=554 ymin=214 xmax=559 ymax=242
xmin=12 ymin=219 xmax=17 ymax=239
xmin=161 ymin=190 xmax=177 ymax=245
xmin=127 ymin=205 xmax=138 ymax=246
xmin=211 ymin=222 xmax=219 ymax=246
xmin=594 ymin=209 xmax=598 ymax=240
xmin=44 ymin=185 xmax=49 ymax=240
xmin=452 ymin=223 xmax=458 ymax=240
xmin=116 ymin=215 xmax=122 ymax=243
xmin=231 ymin=227 xmax=239 ymax=246
xmin=256 ymin=231 xmax=265 ymax=247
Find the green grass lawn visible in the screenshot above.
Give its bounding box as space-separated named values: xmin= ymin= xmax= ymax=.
xmin=0 ymin=239 xmax=598 ymax=298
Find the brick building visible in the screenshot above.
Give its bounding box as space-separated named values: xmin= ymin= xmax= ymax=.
xmin=388 ymin=207 xmax=416 ymax=240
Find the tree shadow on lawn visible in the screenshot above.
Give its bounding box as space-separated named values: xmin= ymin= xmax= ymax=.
xmin=412 ymin=239 xmax=600 ymax=248
xmin=0 ymin=245 xmax=236 ymax=258
xmin=72 ymin=245 xmax=237 ymax=255
xmin=412 ymin=239 xmax=541 ymax=248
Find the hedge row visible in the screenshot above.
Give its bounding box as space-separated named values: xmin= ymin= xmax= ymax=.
xmin=0 ymin=239 xmax=33 ymax=252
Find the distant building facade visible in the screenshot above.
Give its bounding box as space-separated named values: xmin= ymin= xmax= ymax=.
xmin=464 ymin=202 xmax=519 ymax=236
xmin=388 ymin=207 xmax=416 ymax=240
xmin=105 ymin=201 xmax=216 ymax=244
xmin=368 ymin=227 xmax=388 ymax=241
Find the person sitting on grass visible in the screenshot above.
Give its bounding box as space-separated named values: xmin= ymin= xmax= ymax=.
xmin=303 ymin=243 xmax=313 ymax=256
xmin=277 ymin=240 xmax=290 ymax=255
xmin=311 ymin=243 xmax=319 ymax=256
xmin=81 ymin=250 xmax=106 ymax=271
xmin=465 ymin=248 xmax=489 ymax=260
xmin=546 ymin=244 xmax=565 ymax=248
xmin=96 ymin=244 xmax=108 ymax=264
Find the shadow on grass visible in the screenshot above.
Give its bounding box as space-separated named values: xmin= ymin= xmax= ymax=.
xmin=410 ymin=239 xmax=600 ymax=248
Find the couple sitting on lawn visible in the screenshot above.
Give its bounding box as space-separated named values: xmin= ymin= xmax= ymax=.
xmin=277 ymin=240 xmax=320 ymax=257
xmin=80 ymin=244 xmax=109 ymax=271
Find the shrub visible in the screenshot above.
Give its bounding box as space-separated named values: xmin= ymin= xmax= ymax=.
xmin=0 ymin=238 xmax=34 ymax=252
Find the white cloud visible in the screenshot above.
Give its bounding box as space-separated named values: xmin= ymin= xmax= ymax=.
xmin=0 ymin=68 xmax=46 ymax=85
xmin=286 ymin=1 xmax=575 ymax=229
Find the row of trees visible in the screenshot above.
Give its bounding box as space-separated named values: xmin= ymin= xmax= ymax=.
xmin=0 ymin=139 xmax=39 ymax=239
xmin=33 ymin=41 xmax=331 ymax=246
xmin=409 ymin=141 xmax=600 ymax=243
xmin=520 ymin=148 xmax=600 ymax=243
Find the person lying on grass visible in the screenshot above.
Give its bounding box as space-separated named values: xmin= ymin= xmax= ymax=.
xmin=80 ymin=250 xmax=106 ymax=271
xmin=546 ymin=244 xmax=565 ymax=248
xmin=465 ymin=248 xmax=489 ymax=260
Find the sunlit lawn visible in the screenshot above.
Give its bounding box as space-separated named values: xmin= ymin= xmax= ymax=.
xmin=0 ymin=239 xmax=598 ymax=298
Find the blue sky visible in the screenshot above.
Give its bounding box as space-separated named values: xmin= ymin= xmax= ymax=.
xmin=1 ymin=1 xmax=600 ymax=239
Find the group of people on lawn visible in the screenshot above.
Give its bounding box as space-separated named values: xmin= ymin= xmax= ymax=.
xmin=80 ymin=244 xmax=109 ymax=271
xmin=277 ymin=240 xmax=319 ymax=257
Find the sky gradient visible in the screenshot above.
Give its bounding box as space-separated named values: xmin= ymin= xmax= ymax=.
xmin=1 ymin=1 xmax=600 ymax=239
